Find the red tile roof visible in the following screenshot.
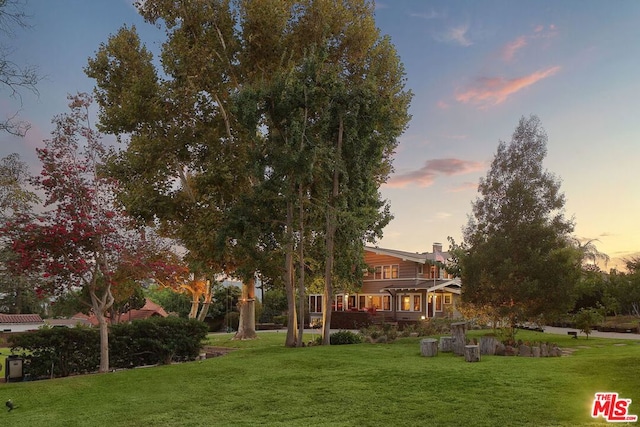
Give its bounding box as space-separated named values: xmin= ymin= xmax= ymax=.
xmin=0 ymin=314 xmax=44 ymax=324
xmin=73 ymin=298 xmax=169 ymax=326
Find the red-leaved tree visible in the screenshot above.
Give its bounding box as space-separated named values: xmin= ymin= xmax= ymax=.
xmin=4 ymin=93 xmax=154 ymax=372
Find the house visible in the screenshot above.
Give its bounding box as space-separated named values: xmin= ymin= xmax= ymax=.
xmin=308 ymin=243 xmax=462 ymax=325
xmin=0 ymin=313 xmax=45 ymax=332
xmin=74 ymin=298 xmax=169 ymax=326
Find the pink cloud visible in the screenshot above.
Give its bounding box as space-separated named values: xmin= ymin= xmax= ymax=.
xmin=501 ymin=36 xmax=527 ymax=62
xmin=447 ymin=181 xmax=478 ymax=193
xmin=437 ymin=100 xmax=450 ymax=109
xmin=386 ymin=158 xmax=484 ymax=188
xmin=455 ymin=66 xmax=561 ymax=107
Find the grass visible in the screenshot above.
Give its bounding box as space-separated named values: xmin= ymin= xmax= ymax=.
xmin=0 ymin=330 xmax=638 ymax=426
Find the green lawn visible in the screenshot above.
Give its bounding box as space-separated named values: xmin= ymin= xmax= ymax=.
xmin=0 ymin=330 xmax=638 ymax=426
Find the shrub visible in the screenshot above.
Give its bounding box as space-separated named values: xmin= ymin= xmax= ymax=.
xmin=329 ymin=330 xmax=363 ymax=345
xmin=110 ymin=317 xmax=208 ymax=367
xmin=574 ymin=307 xmax=604 ymax=339
xmin=8 ymin=326 xmax=100 ymax=379
xmin=272 ymin=315 xmax=287 ymax=326
xmin=10 ymin=317 xmax=209 ymax=379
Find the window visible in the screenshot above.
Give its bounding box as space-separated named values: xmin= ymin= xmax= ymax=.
xmin=444 ymin=294 xmax=452 ymax=305
xmin=347 ymin=295 xmax=356 ymax=310
xmin=374 ymin=264 xmax=399 ymax=280
xmin=309 ymin=295 xmax=322 ymax=313
xmin=361 ymin=295 xmax=391 ymax=311
xmin=398 ymin=294 xmax=421 ymax=312
xmin=435 ymin=294 xmax=442 ymax=312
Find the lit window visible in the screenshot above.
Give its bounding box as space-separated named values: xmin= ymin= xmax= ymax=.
xmin=309 ymin=295 xmax=322 ymax=313
xmin=400 ymin=295 xmax=411 ymax=311
xmin=376 ymin=264 xmax=400 ymax=279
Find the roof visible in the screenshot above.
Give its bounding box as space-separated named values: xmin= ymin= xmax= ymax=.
xmin=73 ymin=298 xmax=169 ymax=326
xmin=365 ymin=246 xmax=429 ymax=264
xmin=122 ymin=299 xmax=169 ymax=322
xmin=364 ymin=246 xmax=450 ymax=264
xmin=0 ymin=314 xmax=44 ymax=324
xmin=380 ymin=279 xmax=461 ymax=294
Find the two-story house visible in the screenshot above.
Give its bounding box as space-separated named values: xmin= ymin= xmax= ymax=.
xmin=308 ymin=243 xmax=461 ymax=325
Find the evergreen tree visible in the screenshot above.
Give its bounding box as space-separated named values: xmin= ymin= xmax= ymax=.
xmin=460 ymin=115 xmax=581 ymax=335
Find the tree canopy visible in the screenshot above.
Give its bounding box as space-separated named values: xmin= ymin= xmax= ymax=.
xmin=459 ymin=115 xmax=582 ymax=332
xmin=85 ymin=0 xmax=411 ymax=345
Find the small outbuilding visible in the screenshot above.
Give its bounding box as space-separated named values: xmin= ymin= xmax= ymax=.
xmin=0 ymin=314 xmax=45 ymax=332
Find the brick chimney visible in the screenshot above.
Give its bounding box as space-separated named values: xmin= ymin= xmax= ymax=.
xmin=433 ymin=242 xmax=442 ymax=254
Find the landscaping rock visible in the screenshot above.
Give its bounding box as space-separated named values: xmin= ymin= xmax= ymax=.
xmin=519 ymin=344 xmax=531 ymax=357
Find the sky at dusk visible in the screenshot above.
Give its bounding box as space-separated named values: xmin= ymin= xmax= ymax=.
xmin=2 ymin=0 xmax=639 ymax=270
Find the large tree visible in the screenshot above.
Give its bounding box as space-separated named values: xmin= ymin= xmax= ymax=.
xmin=3 ymin=94 xmax=159 ymax=372
xmin=234 ymin=0 xmax=411 ymax=345
xmin=86 ymin=0 xmax=410 ymax=345
xmin=460 ymin=115 xmax=582 ymax=335
xmin=0 ymin=153 xmax=42 ymax=313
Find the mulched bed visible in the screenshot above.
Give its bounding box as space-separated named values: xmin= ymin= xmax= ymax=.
xmin=202 ymin=346 xmax=237 ymax=359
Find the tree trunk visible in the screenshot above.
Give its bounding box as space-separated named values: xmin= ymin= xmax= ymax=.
xmin=420 ymin=338 xmax=438 ymax=357
xmin=90 ymin=287 xmax=114 ymax=373
xmin=284 ymin=199 xmax=298 ymax=347
xmin=235 ymin=276 xmax=257 ymax=340
xmin=322 ymin=116 xmax=343 ymax=345
xmin=188 ymin=296 xmax=199 ymax=319
xmin=197 ymin=280 xmax=213 ymax=322
xmin=197 ymin=301 xmax=211 ymax=322
xmin=296 ymin=183 xmax=306 ymax=347
xmin=451 ymin=321 xmax=467 ymax=356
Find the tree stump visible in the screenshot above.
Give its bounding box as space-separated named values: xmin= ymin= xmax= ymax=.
xmin=451 ymin=321 xmax=467 ymax=356
xmin=420 ymin=338 xmax=438 ymax=357
xmin=439 ymin=336 xmax=453 ymax=352
xmin=464 ymin=345 xmax=480 ymax=362
xmin=479 ymin=336 xmax=498 ymax=355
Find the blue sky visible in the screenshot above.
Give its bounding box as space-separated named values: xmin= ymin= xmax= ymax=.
xmin=2 ymin=0 xmax=639 ymax=270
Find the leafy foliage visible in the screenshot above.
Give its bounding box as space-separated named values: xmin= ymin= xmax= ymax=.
xmin=8 ymin=326 xmax=100 ymax=378
xmin=573 ymin=307 xmax=604 ymax=339
xmin=9 ymin=317 xmax=208 ymax=378
xmin=459 ymin=115 xmax=582 ymax=332
xmin=1 ymin=94 xmax=173 ymax=372
xmin=85 ymin=0 xmax=411 ymax=345
xmin=329 ymin=330 xmax=363 ymax=345
xmin=109 ymin=316 xmax=209 ymax=367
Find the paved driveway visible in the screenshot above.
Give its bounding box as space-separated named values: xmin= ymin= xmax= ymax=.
xmin=543 ymin=325 xmax=640 ymax=340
